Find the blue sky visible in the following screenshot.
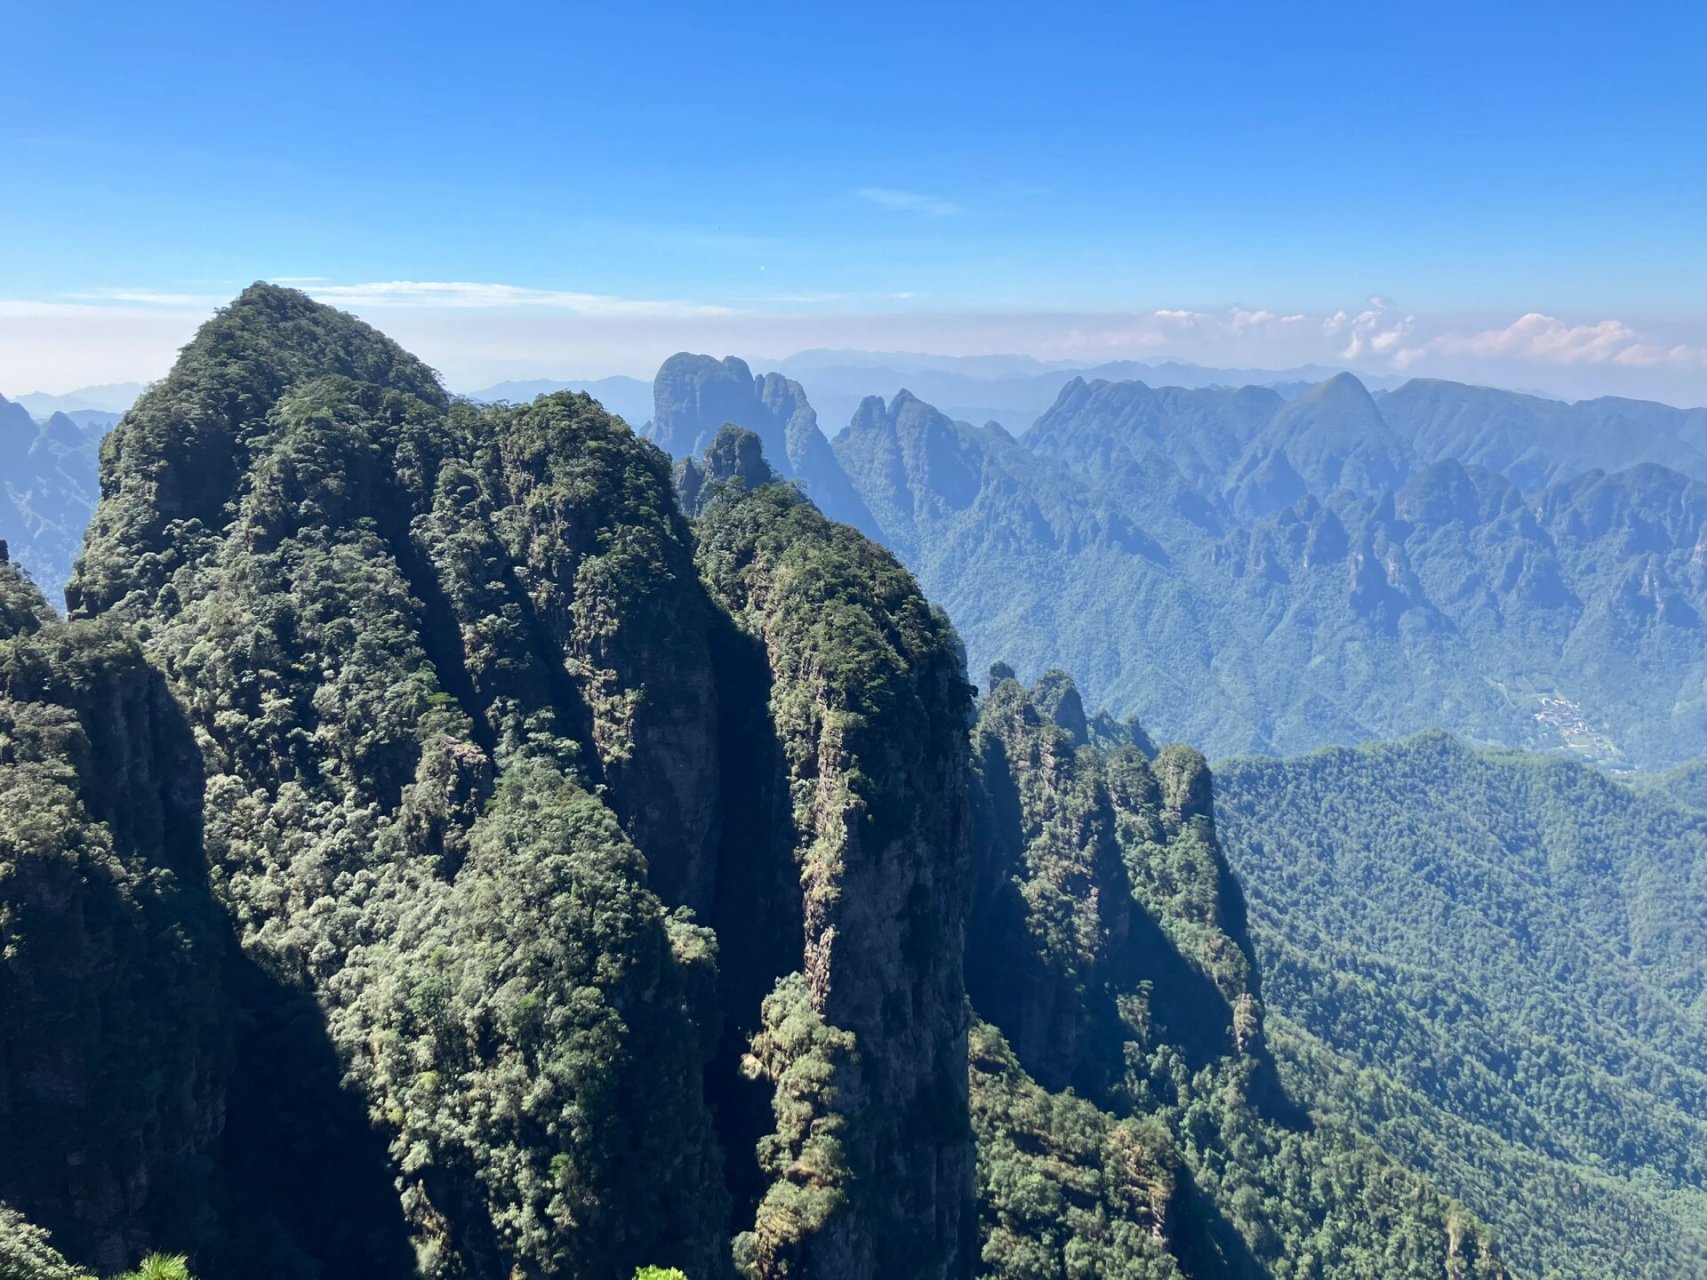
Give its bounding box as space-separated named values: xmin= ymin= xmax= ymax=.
xmin=4 ymin=0 xmax=1706 ymax=400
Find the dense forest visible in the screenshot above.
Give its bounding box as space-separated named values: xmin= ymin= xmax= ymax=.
xmin=1215 ymin=737 xmax=1707 ymax=1280
xmin=0 ymin=285 xmax=1515 ymax=1280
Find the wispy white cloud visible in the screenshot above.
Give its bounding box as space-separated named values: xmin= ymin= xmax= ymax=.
xmin=58 ymin=280 xmax=738 ymax=319
xmin=305 ymin=280 xmax=736 ymax=317
xmin=855 ymin=187 xmax=963 ymax=217
xmin=767 ymin=290 xmax=919 ymax=304
xmin=65 ymin=288 xmax=224 ymax=307
xmin=1037 ymin=306 xmax=1317 ymax=357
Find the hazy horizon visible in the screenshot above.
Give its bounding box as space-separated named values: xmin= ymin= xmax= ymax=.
xmin=10 ymin=290 xmax=1707 ymax=414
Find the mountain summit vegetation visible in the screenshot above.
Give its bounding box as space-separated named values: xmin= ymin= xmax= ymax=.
xmin=1 ymin=285 xmax=1509 ymax=1280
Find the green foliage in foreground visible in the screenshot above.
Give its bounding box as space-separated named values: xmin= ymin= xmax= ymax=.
xmin=112 ymin=1256 xmax=190 ymax=1280
xmin=1216 ymin=733 xmax=1707 ymax=1280
xmin=0 ymin=1208 xmax=193 ymax=1280
xmin=0 ymin=1205 xmax=94 ymax=1280
xmin=970 ymin=1018 xmax=1181 ymax=1280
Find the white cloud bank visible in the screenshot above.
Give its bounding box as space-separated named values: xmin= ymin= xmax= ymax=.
xmin=4 ymin=282 xmax=1706 ymax=404
xmin=1393 ymin=312 xmax=1705 ymax=370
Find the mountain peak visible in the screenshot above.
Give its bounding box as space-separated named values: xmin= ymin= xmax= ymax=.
xmin=66 ymin=284 xmax=446 ymax=618
xmin=1305 ymin=369 xmax=1379 ymax=407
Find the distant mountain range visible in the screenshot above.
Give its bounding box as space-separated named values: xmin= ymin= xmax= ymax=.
xmin=643 ymin=359 xmax=1707 ymax=768
xmin=8 ymin=351 xmax=1707 ymax=766
xmin=13 ymin=381 xmax=145 ymax=418
xmin=767 ymin=350 xmax=1416 ymax=433
xmin=0 ymin=392 xmax=103 ymax=602
xmin=459 ymin=353 xmax=1433 ymax=440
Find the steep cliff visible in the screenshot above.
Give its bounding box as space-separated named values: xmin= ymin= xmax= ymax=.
xmin=648 ymin=354 xmax=882 ymax=540
xmin=963 ymin=670 xmax=1504 ymax=1280
xmin=695 ymin=479 xmax=976 ymax=1278
xmin=0 ymin=548 xmax=225 ymax=1274
xmin=34 ymin=286 xmax=976 ymax=1279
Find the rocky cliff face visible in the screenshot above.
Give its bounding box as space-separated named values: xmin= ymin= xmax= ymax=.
xmin=649 ymin=353 xmax=883 ymax=540
xmin=967 ymin=670 xmax=1256 ymax=1105
xmin=962 ymin=670 xmax=1504 ymax=1280
xmin=695 ymin=483 xmax=976 ymax=1278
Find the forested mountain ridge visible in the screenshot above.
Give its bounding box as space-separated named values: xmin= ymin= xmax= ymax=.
xmin=2 ymin=285 xmax=1500 ymax=1280
xmin=17 ymin=343 xmax=1707 ymax=764
xmin=645 ymin=356 xmax=1707 ymax=766
xmin=963 ymin=669 xmax=1502 ymax=1280
xmin=1215 ymin=734 xmax=1707 ymax=1280
xmin=1377 ymin=378 xmax=1707 ymax=491
xmin=1030 ymin=371 xmax=1707 ymax=497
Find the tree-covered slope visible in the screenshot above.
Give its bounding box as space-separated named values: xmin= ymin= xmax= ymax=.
xmin=62 ymin=288 xmax=745 ymax=1279
xmin=1214 ymin=734 xmax=1707 ymax=1280
xmin=1025 ymin=377 xmax=1283 ymax=502
xmin=33 ymin=285 xmax=979 ymax=1279
xmin=962 ymin=672 xmax=1503 ymax=1280
xmin=1642 ymin=755 xmax=1707 ymax=811
xmin=0 ymin=548 xmax=226 ymax=1275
